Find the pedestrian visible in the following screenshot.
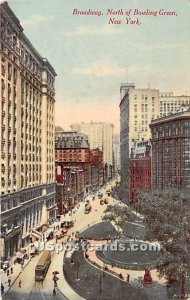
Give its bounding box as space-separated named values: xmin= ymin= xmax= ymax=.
xmin=19 ymin=280 xmax=21 ymax=288
xmin=7 ymin=269 xmax=10 ymax=276
xmin=53 ymin=288 xmax=56 ymax=296
xmin=127 ymin=274 xmax=130 ymax=283
xmin=1 ymin=283 xmax=4 ymax=295
xmin=21 ymin=260 xmax=24 ymax=269
xmin=8 ymin=277 xmax=11 ymax=287
xmin=11 ymin=267 xmax=13 ymax=274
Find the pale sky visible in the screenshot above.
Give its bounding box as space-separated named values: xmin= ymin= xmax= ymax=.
xmin=8 ymin=0 xmax=190 ymax=133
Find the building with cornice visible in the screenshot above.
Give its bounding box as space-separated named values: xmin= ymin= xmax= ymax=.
xmin=150 ymin=109 xmax=190 ymax=190
xmin=0 ymin=2 xmax=57 ymax=260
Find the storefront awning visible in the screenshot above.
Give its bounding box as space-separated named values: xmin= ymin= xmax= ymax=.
xmin=32 ymin=229 xmax=42 ymax=237
xmin=31 ymin=232 xmax=40 ymax=239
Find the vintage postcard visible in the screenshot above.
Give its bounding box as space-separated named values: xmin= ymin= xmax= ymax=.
xmin=0 ymin=0 xmax=190 ymax=299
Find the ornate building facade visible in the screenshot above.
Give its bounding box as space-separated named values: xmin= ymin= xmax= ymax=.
xmin=150 ymin=110 xmax=190 ymax=190
xmin=0 ymin=2 xmax=57 ymax=260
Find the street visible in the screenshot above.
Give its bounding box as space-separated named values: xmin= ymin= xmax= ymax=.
xmin=3 ymin=180 xmax=116 ymax=300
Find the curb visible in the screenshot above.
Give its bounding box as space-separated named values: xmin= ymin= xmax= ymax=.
xmin=57 ymin=287 xmax=69 ymax=300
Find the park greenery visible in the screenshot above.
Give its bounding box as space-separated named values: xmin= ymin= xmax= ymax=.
xmin=104 ymin=189 xmax=190 ymax=292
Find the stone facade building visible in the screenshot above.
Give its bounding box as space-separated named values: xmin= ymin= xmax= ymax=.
xmin=159 ymin=92 xmax=190 ymax=118
xmin=0 ymin=2 xmax=56 ymax=260
xmin=150 ymin=109 xmax=190 ymax=190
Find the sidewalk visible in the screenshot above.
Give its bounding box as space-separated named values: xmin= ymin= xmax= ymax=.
xmin=1 ymin=254 xmax=31 ymax=296
xmin=85 ymin=239 xmax=166 ymax=285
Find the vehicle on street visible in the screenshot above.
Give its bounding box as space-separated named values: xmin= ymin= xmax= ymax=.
xmin=60 ymin=221 xmax=66 ymax=228
xmin=85 ymin=204 xmax=91 ymax=214
xmin=106 ymin=189 xmax=111 ymax=196
xmin=61 ymin=221 xmax=74 ymax=228
xmin=98 ymin=192 xmax=103 ymax=199
xmin=35 ymin=250 xmax=51 ymax=282
xmin=56 ymin=232 xmax=64 ymax=239
xmin=46 ymin=231 xmax=54 ymax=241
xmin=2 ymin=261 xmax=9 ymax=271
xmin=67 ymin=221 xmax=74 ymax=228
xmin=104 ymin=198 xmax=109 ymax=204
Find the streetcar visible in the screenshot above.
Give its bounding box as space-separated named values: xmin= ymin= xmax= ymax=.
xmin=35 ymin=250 xmax=51 ymax=282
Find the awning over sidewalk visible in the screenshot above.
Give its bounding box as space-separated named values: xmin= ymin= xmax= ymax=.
xmin=16 ymin=252 xmax=24 ymax=258
xmin=64 ymin=216 xmax=73 ymax=222
xmin=31 ymin=232 xmax=40 ymax=240
xmin=32 ymin=229 xmax=42 ymax=237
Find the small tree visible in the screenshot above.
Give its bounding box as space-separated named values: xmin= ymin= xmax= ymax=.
xmin=103 ymin=204 xmax=135 ymax=229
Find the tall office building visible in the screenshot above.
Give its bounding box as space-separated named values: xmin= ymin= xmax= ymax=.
xmin=0 ymin=2 xmax=57 ymax=260
xmin=159 ymin=92 xmax=190 ymax=117
xmin=120 ymin=83 xmax=159 ymax=199
xmin=71 ymin=122 xmax=114 ymax=166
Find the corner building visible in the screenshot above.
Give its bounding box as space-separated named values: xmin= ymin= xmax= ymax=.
xmin=0 ymin=2 xmax=57 ymax=260
xmin=150 ymin=110 xmax=190 ymax=190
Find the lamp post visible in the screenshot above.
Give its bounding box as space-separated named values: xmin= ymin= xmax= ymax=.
xmin=99 ymin=273 xmax=102 ymax=294
xmin=67 ymin=187 xmax=70 ymax=212
xmin=75 ymin=258 xmax=80 ymax=281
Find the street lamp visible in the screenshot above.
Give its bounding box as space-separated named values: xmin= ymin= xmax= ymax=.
xmin=75 ymin=258 xmax=80 ymax=281
xmin=99 ymin=273 xmax=102 ymax=294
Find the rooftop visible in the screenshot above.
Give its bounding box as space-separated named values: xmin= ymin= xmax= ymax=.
xmin=150 ymin=108 xmax=190 ymax=126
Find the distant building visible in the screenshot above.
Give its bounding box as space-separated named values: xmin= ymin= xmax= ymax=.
xmin=150 ymin=109 xmax=190 ymax=190
xmin=159 ymin=92 xmax=190 ymax=117
xmin=55 ymin=131 xmax=90 ymax=195
xmin=71 ymin=122 xmax=114 ymax=166
xmin=113 ymin=134 xmax=120 ymax=173
xmin=55 ymin=132 xmax=104 ymax=213
xmin=130 ymin=141 xmax=151 ymax=204
xmin=90 ymin=148 xmax=104 ymax=189
xmin=0 ymin=2 xmax=56 ymax=261
xmin=56 ymin=166 xmax=84 ymax=214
